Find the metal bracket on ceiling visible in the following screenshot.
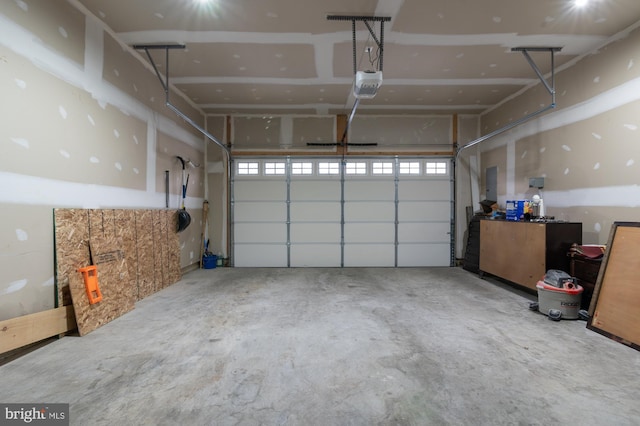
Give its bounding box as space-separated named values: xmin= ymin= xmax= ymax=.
xmin=133 ymin=44 xmax=186 ymax=102
xmin=327 ymin=15 xmax=391 ymax=74
xmin=511 ymin=47 xmax=563 ymax=106
xmin=132 ymin=43 xmax=230 ymax=156
xmin=327 ymin=15 xmax=391 ymax=145
xmin=456 ymin=46 xmax=563 ymax=157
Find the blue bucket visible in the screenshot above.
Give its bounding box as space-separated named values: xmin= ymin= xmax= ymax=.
xmin=203 ymin=254 xmax=217 ymax=269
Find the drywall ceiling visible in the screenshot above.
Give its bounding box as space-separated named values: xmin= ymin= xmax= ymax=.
xmin=76 ymin=0 xmax=640 ymax=116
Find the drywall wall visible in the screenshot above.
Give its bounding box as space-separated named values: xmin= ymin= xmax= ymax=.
xmin=455 ymin=115 xmax=482 ymax=259
xmin=205 ymin=116 xmax=228 ymax=259
xmin=207 ymin=171 xmax=226 ymax=259
xmin=231 ymin=115 xmax=338 ymax=151
xmin=476 ymin=23 xmax=640 ymax=245
xmin=0 ymin=1 xmax=205 ymax=321
xmin=350 ymin=115 xmax=453 ymax=152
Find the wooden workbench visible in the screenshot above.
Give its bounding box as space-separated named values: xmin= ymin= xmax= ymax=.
xmin=479 ymin=219 xmax=582 ymax=291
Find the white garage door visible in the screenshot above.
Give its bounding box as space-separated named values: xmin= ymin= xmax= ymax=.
xmin=232 ymin=157 xmax=452 ymax=267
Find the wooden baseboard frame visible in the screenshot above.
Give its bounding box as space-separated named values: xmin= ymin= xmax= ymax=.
xmin=0 ymin=306 xmax=76 ymax=355
xmin=181 ymin=262 xmax=200 ymax=275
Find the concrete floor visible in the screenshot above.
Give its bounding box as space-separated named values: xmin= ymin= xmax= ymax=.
xmin=1 ymin=267 xmax=639 ymax=425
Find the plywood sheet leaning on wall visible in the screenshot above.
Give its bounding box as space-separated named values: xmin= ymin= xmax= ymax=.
xmin=103 ymin=210 xmax=116 ymax=237
xmin=168 ymin=210 xmax=181 ymax=284
xmin=135 ymin=210 xmax=155 ymax=300
xmin=115 ymin=210 xmax=138 ymax=300
xmin=587 ymin=222 xmax=640 ymax=351
xmin=54 ymin=209 xmax=90 ymax=308
xmin=54 ymin=208 xmax=183 ymax=335
xmin=159 ymin=210 xmax=170 ymax=289
xmin=90 ymin=209 xmax=120 ymax=241
xmin=69 ymin=236 xmax=135 ymax=336
xmin=152 ymin=210 xmax=164 ymax=291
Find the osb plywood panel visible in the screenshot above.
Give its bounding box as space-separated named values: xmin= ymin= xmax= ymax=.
xmin=70 ymin=237 xmax=135 ymax=336
xmin=152 ymin=210 xmax=164 ymax=291
xmin=135 ymin=210 xmax=155 ymax=300
xmin=103 ymin=209 xmax=116 ymax=238
xmin=55 ymin=208 xmax=182 ymax=328
xmin=89 ymin=209 xmax=105 ymax=239
xmin=588 ymin=223 xmax=640 ymax=351
xmin=160 ymin=210 xmax=169 ymax=289
xmin=115 ymin=210 xmax=139 ymax=300
xmin=168 ymin=210 xmax=182 ymax=284
xmin=89 ymin=209 xmax=117 ymax=239
xmin=54 ymin=209 xmax=90 ymax=307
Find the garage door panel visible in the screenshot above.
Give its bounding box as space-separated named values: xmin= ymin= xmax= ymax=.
xmin=397 ymin=244 xmax=450 ymax=267
xmin=235 ymin=180 xmax=287 ymax=201
xmin=344 ymin=244 xmax=395 ymax=267
xmin=290 ymin=223 xmax=341 ymax=243
xmin=233 ymin=157 xmax=452 ymax=267
xmin=234 ymin=202 xmax=286 ymax=222
xmin=398 ymin=180 xmax=450 ymax=200
xmin=344 ymin=176 xmax=396 ymax=266
xmin=291 ymin=244 xmax=341 ymax=267
xmin=398 ymin=201 xmax=450 ymax=221
xmin=344 ymin=223 xmax=395 ymax=243
xmin=398 ymin=222 xmax=450 ymax=243
xmin=234 ymin=223 xmax=287 ymax=243
xmin=289 ymin=176 xmax=341 ymax=267
xmin=344 ymin=180 xmax=395 ymax=200
xmin=290 ymin=202 xmax=340 ymax=221
xmin=290 ymin=180 xmax=340 ymax=200
xmin=344 ymin=202 xmax=395 ymax=221
xmin=234 ymin=244 xmax=287 ymax=267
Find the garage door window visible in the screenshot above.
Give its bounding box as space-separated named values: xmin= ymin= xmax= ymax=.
xmin=237 ymin=161 xmax=259 ymax=175
xmin=346 ymin=162 xmax=367 ymax=175
xmin=372 ymin=161 xmax=394 ymax=175
xmin=265 ymin=162 xmax=286 ymax=175
xmin=399 ymin=161 xmax=420 ymax=175
xmin=292 ymin=162 xmax=313 ymax=175
xmin=426 ymin=161 xmax=447 ymax=175
xmin=318 ymin=162 xmax=340 ymax=175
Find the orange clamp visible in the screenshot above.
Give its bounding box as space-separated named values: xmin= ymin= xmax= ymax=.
xmin=77 ymin=265 xmax=103 ymax=304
